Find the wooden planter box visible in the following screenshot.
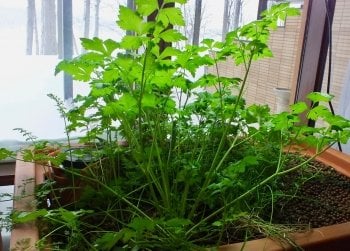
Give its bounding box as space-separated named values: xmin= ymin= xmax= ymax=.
xmin=10 ymin=155 xmax=48 ymax=251
xmin=10 ymin=148 xmax=350 ymax=250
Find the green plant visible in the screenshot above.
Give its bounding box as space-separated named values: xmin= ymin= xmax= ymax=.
xmin=2 ymin=1 xmax=350 ymax=250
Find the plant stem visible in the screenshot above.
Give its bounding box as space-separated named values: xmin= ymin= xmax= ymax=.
xmin=137 ymin=45 xmax=150 ymax=152
xmin=185 ymin=148 xmax=326 ymax=237
xmin=188 ymin=52 xmax=254 ymax=219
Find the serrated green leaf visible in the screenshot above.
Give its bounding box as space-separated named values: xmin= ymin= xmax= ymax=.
xmin=103 ymin=39 xmax=120 ymax=55
xmin=81 ymin=37 xmax=106 ymax=54
xmin=12 ymin=209 xmax=48 ymax=224
xmin=242 ymin=155 xmax=258 ymax=166
xmin=235 ymin=162 xmax=246 ymax=173
xmin=325 ymin=114 xmax=350 ymax=129
xmin=307 ymin=105 xmax=331 ymax=120
xmin=117 ymin=93 xmax=138 ymax=112
xmin=102 ymin=93 xmax=138 ymax=117
xmin=340 ymin=133 xmax=350 ymax=144
xmin=103 ymin=69 xmax=120 ymax=83
xmin=55 ymin=60 xmax=95 ymax=81
xmin=57 ymin=208 xmax=77 ymax=224
xmin=307 ymin=92 xmax=334 ymax=103
xmin=164 ymin=98 xmax=176 ymax=114
xmin=136 ymin=0 xmax=159 ymax=16
xmin=171 ymin=76 xmax=188 ymax=91
xmin=140 ymin=21 xmax=157 ymax=35
xmin=157 ymin=7 xmax=185 ymax=27
xmin=196 ymin=74 xmax=217 ymax=87
xmin=118 ymin=6 xmax=144 ymax=33
xmin=181 ymin=55 xmax=214 ymax=76
xmin=201 ymin=38 xmax=214 ymax=48
xmin=218 ymin=76 xmax=241 ymax=87
xmin=94 ymin=232 xmax=123 ymax=251
xmin=142 ymin=93 xmax=158 ymax=108
xmin=120 ymin=35 xmax=143 ymax=50
xmin=158 ymin=29 xmax=186 ymax=42
xmin=91 ymin=85 xmax=114 ymax=97
xmin=164 ymin=0 xmax=187 ymax=4
xmin=114 ymin=55 xmax=135 ymax=70
xmin=286 ymin=7 xmax=301 ymax=16
xmin=102 ymin=102 xmax=117 ymax=117
xmin=272 ymin=112 xmax=299 ymax=130
xmin=122 ymin=228 xmax=135 ymax=242
xmin=159 ymin=47 xmax=181 ymax=59
xmin=79 ymin=52 xmax=105 ymax=63
xmin=152 ymin=69 xmax=174 ymax=87
xmin=290 ymin=102 xmax=308 ymax=114
xmin=165 ymin=218 xmax=192 ymax=227
xmin=55 ymin=208 xmax=93 ymax=222
xmin=128 ymin=217 xmax=155 ymax=232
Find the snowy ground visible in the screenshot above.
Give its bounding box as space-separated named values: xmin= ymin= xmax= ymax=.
xmin=0 ymin=56 xmax=68 ymax=141
xmin=0 ymin=55 xmax=89 ymax=142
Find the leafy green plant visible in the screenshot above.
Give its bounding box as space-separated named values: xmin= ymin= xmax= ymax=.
xmin=3 ymin=1 xmax=350 ymax=250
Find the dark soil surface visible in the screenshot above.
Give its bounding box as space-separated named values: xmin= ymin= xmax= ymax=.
xmin=271 ymin=156 xmax=350 ymax=228
xmin=210 ymin=155 xmax=350 ymax=245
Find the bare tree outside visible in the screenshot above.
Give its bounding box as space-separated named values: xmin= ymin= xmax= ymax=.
xmin=180 ymin=3 xmax=194 ymax=44
xmin=127 ymin=0 xmax=135 ymax=11
xmin=34 ymin=6 xmax=39 ymax=55
xmin=232 ymin=0 xmax=242 ymax=30
xmin=57 ymin=0 xmax=63 ymax=58
xmin=81 ymin=0 xmax=91 ymax=53
xmin=222 ymin=0 xmax=243 ymax=41
xmin=257 ymin=0 xmax=268 ymax=19
xmin=94 ymin=0 xmax=101 ymax=37
xmin=41 ymin=0 xmax=57 ymax=55
xmin=26 ymin=0 xmax=39 ymax=55
xmin=192 ymin=0 xmax=202 ymax=45
xmin=222 ymin=0 xmax=229 ymax=41
xmin=84 ymin=0 xmax=91 ymax=38
xmin=180 ymin=0 xmax=207 ymax=45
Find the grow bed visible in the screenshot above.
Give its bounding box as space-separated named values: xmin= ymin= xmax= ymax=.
xmin=43 ymin=155 xmax=350 ymax=248
xmin=216 ymin=154 xmax=350 ymax=246
xmin=11 ymin=150 xmax=350 ymax=250
xmin=272 ymin=156 xmax=350 ymax=228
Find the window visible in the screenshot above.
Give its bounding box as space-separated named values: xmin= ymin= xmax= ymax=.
xmin=0 ymin=1 xmax=120 ymax=141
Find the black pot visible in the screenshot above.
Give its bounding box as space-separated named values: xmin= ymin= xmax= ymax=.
xmin=61 ymin=146 xmax=99 ymax=169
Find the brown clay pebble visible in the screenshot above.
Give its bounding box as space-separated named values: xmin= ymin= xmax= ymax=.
xmin=271 ymin=156 xmax=350 ymax=228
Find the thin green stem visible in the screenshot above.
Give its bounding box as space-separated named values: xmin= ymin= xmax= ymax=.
xmin=73 ymin=169 xmax=174 ymax=240
xmin=214 ymin=130 xmax=260 ymax=172
xmin=154 ymin=138 xmax=171 ymax=209
xmin=144 ymin=144 xmax=163 ymax=205
xmin=214 ymin=58 xmax=224 ymax=117
xmin=186 ymin=148 xmax=327 ymax=237
xmin=137 ymin=45 xmax=150 ymax=152
xmin=188 ymin=53 xmax=254 ymax=219
xmin=180 ymin=182 xmax=190 ymax=217
xmin=267 ymin=184 xmax=274 ymax=223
